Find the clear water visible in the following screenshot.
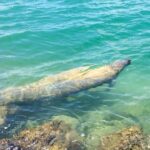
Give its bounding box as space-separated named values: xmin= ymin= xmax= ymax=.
xmin=0 ymin=0 xmax=150 ymax=148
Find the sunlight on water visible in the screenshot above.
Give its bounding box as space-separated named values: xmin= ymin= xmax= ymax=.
xmin=0 ymin=0 xmax=150 ymax=148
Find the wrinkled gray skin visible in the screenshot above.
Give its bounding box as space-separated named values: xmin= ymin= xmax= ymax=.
xmin=0 ymin=59 xmax=131 ymax=105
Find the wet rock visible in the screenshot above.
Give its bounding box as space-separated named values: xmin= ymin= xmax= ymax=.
xmin=98 ymin=126 xmax=148 ymax=150
xmin=0 ymin=120 xmax=85 ymax=150
xmin=1 ymin=120 xmax=149 ymax=150
xmin=52 ymin=115 xmax=80 ymax=129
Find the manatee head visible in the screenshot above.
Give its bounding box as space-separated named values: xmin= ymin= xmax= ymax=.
xmin=111 ymin=59 xmax=131 ymax=72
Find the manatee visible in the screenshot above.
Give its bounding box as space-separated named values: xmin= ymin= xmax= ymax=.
xmin=0 ymin=59 xmax=131 ymax=104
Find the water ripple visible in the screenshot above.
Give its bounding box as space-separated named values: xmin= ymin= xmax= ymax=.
xmin=0 ymin=0 xmax=150 ymax=141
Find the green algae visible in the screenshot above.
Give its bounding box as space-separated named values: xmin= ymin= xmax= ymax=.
xmin=0 ymin=119 xmax=85 ymax=150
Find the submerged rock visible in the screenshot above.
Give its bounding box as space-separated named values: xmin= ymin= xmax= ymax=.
xmin=52 ymin=115 xmax=80 ymax=129
xmin=0 ymin=118 xmax=149 ymax=150
xmin=0 ymin=120 xmax=85 ymax=150
xmin=98 ymin=126 xmax=148 ymax=150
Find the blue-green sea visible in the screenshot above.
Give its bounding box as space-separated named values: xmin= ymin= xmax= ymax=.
xmin=0 ymin=0 xmax=150 ymax=148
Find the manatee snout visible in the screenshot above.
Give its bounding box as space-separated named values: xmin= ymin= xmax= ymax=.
xmin=112 ymin=59 xmax=131 ymax=71
xmin=125 ymin=59 xmax=131 ymax=65
xmin=120 ymin=59 xmax=131 ymax=66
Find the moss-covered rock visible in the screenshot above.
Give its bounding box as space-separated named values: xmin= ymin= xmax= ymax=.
xmin=0 ymin=120 xmax=85 ymax=150
xmin=98 ymin=126 xmax=147 ymax=150
xmin=0 ymin=118 xmax=149 ymax=150
xmin=52 ymin=115 xmax=80 ymax=129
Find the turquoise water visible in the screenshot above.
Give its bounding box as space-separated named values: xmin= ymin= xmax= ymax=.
xmin=0 ymin=0 xmax=150 ymax=148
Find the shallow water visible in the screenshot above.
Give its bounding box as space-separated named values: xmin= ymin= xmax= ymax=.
xmin=0 ymin=0 xmax=150 ymax=148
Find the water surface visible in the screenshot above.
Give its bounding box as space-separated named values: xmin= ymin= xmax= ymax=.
xmin=0 ymin=0 xmax=150 ymax=148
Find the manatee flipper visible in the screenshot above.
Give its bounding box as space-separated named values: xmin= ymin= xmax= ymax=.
xmin=104 ymin=79 xmax=116 ymax=92
xmin=108 ymin=79 xmax=116 ymax=88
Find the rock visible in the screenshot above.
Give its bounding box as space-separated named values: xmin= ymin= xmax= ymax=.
xmin=1 ymin=119 xmax=149 ymax=150
xmin=81 ymin=110 xmax=131 ymax=150
xmin=52 ymin=115 xmax=80 ymax=129
xmin=0 ymin=120 xmax=85 ymax=150
xmin=98 ymin=126 xmax=147 ymax=150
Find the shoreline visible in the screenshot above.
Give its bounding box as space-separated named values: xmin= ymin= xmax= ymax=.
xmin=0 ymin=116 xmax=149 ymax=150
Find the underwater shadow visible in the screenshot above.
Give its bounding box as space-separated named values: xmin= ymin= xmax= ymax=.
xmin=0 ymin=86 xmax=124 ymax=138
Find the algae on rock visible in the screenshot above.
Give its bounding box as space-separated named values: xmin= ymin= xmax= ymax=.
xmin=0 ymin=119 xmax=85 ymax=150
xmin=98 ymin=126 xmax=147 ymax=150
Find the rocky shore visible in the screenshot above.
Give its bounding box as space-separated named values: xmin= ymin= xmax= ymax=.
xmin=0 ymin=119 xmax=85 ymax=150
xmin=0 ymin=118 xmax=149 ymax=150
xmin=99 ymin=126 xmax=149 ymax=150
